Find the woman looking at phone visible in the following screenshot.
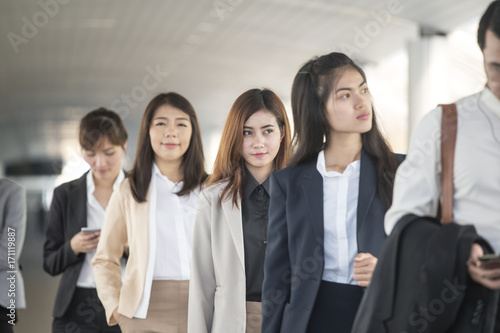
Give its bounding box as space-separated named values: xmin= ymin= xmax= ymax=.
xmin=93 ymin=92 xmax=207 ymax=333
xmin=44 ymin=108 xmax=128 ymax=332
xmin=261 ymin=52 xmax=403 ymax=333
xmin=188 ymin=88 xmax=291 ymax=333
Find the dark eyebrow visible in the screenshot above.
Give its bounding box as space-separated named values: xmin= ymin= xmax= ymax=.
xmin=153 ymin=116 xmax=190 ymax=121
xmin=243 ymin=124 xmax=276 ymax=130
xmin=335 ymin=81 xmax=367 ymax=94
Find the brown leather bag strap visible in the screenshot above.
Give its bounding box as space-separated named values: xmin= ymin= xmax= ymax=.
xmin=440 ymin=103 xmax=457 ymax=225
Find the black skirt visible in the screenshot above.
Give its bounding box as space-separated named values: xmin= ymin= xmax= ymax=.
xmin=306 ymin=280 xmax=364 ymax=333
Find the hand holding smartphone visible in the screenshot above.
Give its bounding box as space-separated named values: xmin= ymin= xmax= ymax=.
xmin=71 ymin=227 xmax=101 ymax=254
xmin=81 ymin=227 xmax=101 ymax=234
xmin=479 ymin=254 xmax=500 ymax=270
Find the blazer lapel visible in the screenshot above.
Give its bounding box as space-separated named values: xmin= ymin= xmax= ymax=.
xmin=300 ymin=160 xmax=324 ymax=241
xmin=221 ymin=198 xmax=245 ymax=270
xmin=357 ymin=149 xmax=377 ymax=234
xmin=68 ymin=173 xmax=88 ymax=235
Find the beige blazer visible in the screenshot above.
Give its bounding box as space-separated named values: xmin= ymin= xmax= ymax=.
xmin=188 ymin=181 xmax=247 ymax=333
xmin=92 ymin=178 xmax=150 ymax=325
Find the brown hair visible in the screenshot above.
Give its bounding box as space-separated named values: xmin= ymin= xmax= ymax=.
xmin=128 ymin=92 xmax=207 ymax=202
xmin=207 ymin=88 xmax=291 ymax=207
xmin=79 ymin=107 xmax=128 ymax=150
xmin=290 ymin=52 xmax=399 ymax=208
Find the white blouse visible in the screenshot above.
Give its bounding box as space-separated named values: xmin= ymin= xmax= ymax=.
xmin=134 ymin=163 xmax=199 ymax=318
xmin=77 ymin=170 xmax=125 ymax=288
xmin=316 ymin=150 xmax=360 ymax=285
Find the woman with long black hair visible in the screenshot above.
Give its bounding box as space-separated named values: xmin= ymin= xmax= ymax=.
xmin=93 ymin=92 xmax=207 ymax=333
xmin=261 ymin=52 xmax=403 ymax=333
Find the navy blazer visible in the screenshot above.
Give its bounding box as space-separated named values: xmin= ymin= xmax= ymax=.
xmin=43 ymin=172 xmax=89 ymax=318
xmin=262 ymin=150 xmax=402 ymax=333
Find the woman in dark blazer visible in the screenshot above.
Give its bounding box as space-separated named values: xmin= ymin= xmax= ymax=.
xmin=43 ymin=108 xmax=128 ymax=333
xmin=261 ymin=52 xmax=403 ymax=333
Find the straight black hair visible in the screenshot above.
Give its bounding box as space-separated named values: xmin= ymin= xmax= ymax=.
xmin=290 ymin=52 xmax=399 ymax=208
xmin=128 ymin=92 xmax=207 ymax=202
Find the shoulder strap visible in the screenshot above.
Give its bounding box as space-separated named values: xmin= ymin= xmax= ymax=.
xmin=440 ymin=103 xmax=457 ymax=225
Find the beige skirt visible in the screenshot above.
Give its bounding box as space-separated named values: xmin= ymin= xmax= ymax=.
xmin=118 ymin=280 xmax=189 ymax=333
xmin=246 ymin=301 xmax=262 ymax=333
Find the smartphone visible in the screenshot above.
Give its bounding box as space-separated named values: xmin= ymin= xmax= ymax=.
xmin=479 ymin=254 xmax=500 ymax=269
xmin=81 ymin=227 xmax=101 ymax=234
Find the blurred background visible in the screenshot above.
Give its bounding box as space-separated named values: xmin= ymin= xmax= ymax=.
xmin=0 ymin=0 xmax=493 ymax=331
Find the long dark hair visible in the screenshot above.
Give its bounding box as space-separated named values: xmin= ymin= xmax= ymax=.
xmin=129 ymin=92 xmax=207 ymax=202
xmin=207 ymin=88 xmax=291 ymax=207
xmin=290 ymin=52 xmax=399 ymax=207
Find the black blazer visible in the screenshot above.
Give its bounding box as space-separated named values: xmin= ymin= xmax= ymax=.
xmin=262 ymin=150 xmax=403 ymax=333
xmin=352 ymin=214 xmax=498 ymax=333
xmin=43 ymin=173 xmax=88 ymax=318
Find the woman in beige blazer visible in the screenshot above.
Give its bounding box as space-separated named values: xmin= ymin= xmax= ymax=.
xmin=93 ymin=92 xmax=207 ymax=333
xmin=188 ymin=88 xmax=291 ymax=333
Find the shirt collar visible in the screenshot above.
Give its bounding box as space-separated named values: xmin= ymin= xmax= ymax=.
xmin=316 ymin=150 xmax=360 ymax=178
xmin=244 ymin=167 xmax=270 ymax=198
xmin=482 ymin=87 xmax=500 ymax=119
xmin=86 ymin=169 xmax=125 ymax=196
xmin=152 ymin=162 xmax=182 ymax=190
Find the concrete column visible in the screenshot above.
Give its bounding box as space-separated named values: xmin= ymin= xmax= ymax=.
xmin=408 ymin=27 xmax=450 ymax=138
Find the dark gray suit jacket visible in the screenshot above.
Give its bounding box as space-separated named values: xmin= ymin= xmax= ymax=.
xmin=0 ymin=179 xmax=26 ymax=309
xmin=262 ymin=150 xmax=402 ymax=333
xmin=352 ymin=214 xmax=498 ymax=333
xmin=43 ymin=173 xmax=88 ymax=318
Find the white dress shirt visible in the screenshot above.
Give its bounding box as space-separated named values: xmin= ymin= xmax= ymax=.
xmin=134 ymin=163 xmax=198 ymax=318
xmin=77 ymin=170 xmax=125 ymax=288
xmin=316 ymin=150 xmax=360 ymax=284
xmin=386 ymin=88 xmax=500 ymax=252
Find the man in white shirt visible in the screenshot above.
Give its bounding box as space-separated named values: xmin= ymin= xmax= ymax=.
xmin=385 ymin=0 xmax=500 ymax=290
